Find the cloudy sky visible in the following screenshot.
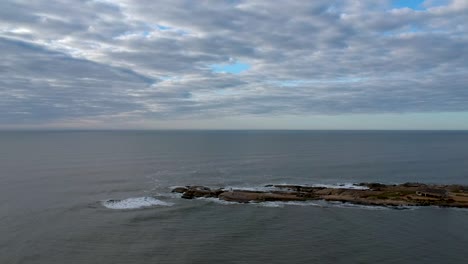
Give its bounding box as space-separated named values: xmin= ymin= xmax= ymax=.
xmin=1 ymin=0 xmax=467 ymax=129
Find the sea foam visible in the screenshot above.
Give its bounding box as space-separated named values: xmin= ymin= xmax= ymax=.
xmin=253 ymin=201 xmax=323 ymax=208
xmin=102 ymin=197 xmax=173 ymax=210
xmin=310 ymin=183 xmax=369 ymax=190
xmin=198 ymin=197 xmax=322 ymax=208
xmin=223 ymin=185 xmax=277 ymax=192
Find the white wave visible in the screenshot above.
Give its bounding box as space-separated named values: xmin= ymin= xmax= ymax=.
xmin=197 ymin=197 xmax=241 ymax=205
xmin=310 ymin=183 xmax=369 ymax=190
xmin=197 ymin=197 xmax=322 ymax=208
xmin=167 ymin=183 xmax=368 ymax=194
xmin=253 ymin=201 xmax=323 ymax=208
xmin=253 ymin=201 xmax=283 ymax=208
xmin=440 ymin=207 xmax=468 ymax=212
xmin=157 ymin=192 xmax=183 ymax=199
xmin=222 ymin=185 xmax=277 ymax=192
xmin=102 ymin=197 xmax=173 ymax=210
xmin=169 ymin=185 xmax=187 ymax=190
xmin=324 ymin=201 xmax=390 ymax=210
xmin=259 ymin=182 xmax=369 ymax=190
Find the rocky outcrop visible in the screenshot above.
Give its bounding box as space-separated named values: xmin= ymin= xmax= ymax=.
xmin=177 ymin=186 xmax=224 ymax=199
xmin=172 ymin=183 xmax=468 ymax=208
xmin=219 ymin=190 xmax=307 ymax=203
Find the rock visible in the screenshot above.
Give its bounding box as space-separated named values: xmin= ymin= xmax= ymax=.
xmin=447 ymin=185 xmax=468 ymax=193
xmin=367 ymin=183 xmax=387 ymax=189
xmin=179 ymin=186 xmax=223 ymax=199
xmin=401 ymin=182 xmax=426 ymax=188
xmin=271 ymin=185 xmax=323 ymax=193
xmin=171 ymin=183 xmax=468 ymax=208
xmin=218 ymin=191 xmax=306 ymax=203
xmin=172 ymin=187 xmax=188 ymax=193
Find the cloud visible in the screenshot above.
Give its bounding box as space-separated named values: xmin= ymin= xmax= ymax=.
xmin=0 ymin=0 xmax=467 ymax=128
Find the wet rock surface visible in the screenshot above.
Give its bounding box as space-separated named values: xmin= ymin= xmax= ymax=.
xmin=173 ymin=183 xmax=468 ymax=208
xmin=179 ymin=186 xmax=224 ymax=199
xmin=219 ymin=190 xmax=307 ymax=203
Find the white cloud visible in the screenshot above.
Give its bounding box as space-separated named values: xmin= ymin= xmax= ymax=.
xmin=0 ymin=0 xmax=467 ymax=128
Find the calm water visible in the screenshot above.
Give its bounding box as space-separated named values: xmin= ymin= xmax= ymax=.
xmin=1 ymin=131 xmax=467 ymax=263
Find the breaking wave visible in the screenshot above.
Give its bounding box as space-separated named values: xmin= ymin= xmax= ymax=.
xmin=101 ymin=197 xmax=173 ymax=210
xmin=197 ymin=197 xmax=323 ymax=208
xmin=253 ymin=201 xmax=323 ymax=208
xmin=309 ymin=183 xmax=369 ymax=190
xmin=187 ymin=183 xmax=369 ymax=192
xmin=222 ymin=185 xmax=277 ymax=192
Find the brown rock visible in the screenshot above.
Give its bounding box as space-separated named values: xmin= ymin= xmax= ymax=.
xmin=218 ymin=190 xmax=306 ymax=203
xmin=171 ymin=183 xmax=468 ymax=208
xmin=180 ymin=186 xmax=223 ymax=199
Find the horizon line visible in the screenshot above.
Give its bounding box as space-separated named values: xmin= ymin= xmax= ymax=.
xmin=1 ymin=128 xmax=468 ymax=132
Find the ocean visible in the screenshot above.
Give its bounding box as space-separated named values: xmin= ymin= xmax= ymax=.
xmin=1 ymin=130 xmax=467 ymax=263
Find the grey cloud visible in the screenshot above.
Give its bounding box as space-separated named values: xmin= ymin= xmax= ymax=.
xmin=0 ymin=0 xmax=467 ymax=127
xmin=0 ymin=37 xmax=151 ymax=123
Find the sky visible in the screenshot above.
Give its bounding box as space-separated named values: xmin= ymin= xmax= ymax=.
xmin=0 ymin=0 xmax=467 ymax=130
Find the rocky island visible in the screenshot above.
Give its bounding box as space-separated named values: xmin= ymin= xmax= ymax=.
xmin=172 ymin=183 xmax=468 ymax=208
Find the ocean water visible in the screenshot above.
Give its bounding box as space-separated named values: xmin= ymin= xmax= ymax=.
xmin=1 ymin=130 xmax=467 ymax=264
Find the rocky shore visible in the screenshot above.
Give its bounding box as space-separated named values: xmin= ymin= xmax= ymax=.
xmin=172 ymin=183 xmax=468 ymax=208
